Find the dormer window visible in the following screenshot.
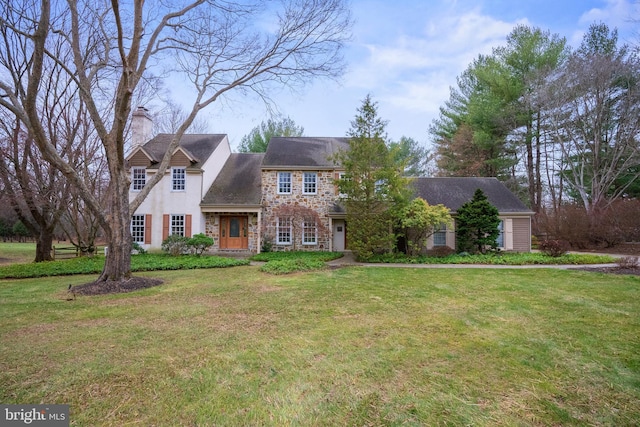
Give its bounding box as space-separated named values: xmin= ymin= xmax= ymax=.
xmin=132 ymin=167 xmax=146 ymax=191
xmin=172 ymin=167 xmax=186 ymax=191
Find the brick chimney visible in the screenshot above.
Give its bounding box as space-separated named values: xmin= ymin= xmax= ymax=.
xmin=131 ymin=106 xmax=153 ymax=149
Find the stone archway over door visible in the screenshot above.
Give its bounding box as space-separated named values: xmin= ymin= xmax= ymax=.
xmin=220 ymin=216 xmax=248 ymax=249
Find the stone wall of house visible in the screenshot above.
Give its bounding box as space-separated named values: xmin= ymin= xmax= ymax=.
xmin=261 ymin=169 xmax=339 ymax=251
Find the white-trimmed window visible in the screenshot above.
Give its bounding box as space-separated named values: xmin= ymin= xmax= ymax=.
xmin=276 ymin=217 xmax=292 ymax=244
xmin=131 ymin=214 xmax=145 ymax=243
xmin=496 ymin=220 xmax=504 ymax=248
xmin=132 ymin=167 xmax=146 ymax=191
xmin=433 ymin=223 xmax=447 ymax=246
xmin=171 ymin=214 xmax=185 ymax=236
xmin=338 ymin=172 xmax=347 ymax=198
xmin=278 ymin=172 xmax=292 ymax=194
xmin=172 ymin=167 xmax=186 ymax=191
xmin=303 ymin=218 xmax=317 ymax=245
xmin=303 ymin=172 xmax=317 ymax=194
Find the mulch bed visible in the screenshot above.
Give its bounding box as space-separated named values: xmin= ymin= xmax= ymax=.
xmin=71 ymin=277 xmax=163 ymax=296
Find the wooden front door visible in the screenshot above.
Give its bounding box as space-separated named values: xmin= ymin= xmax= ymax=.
xmin=220 ymin=216 xmax=248 ymax=249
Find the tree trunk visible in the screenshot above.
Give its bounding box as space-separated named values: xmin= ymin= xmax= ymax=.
xmin=535 ymin=112 xmax=542 ymax=213
xmin=97 ymin=166 xmax=132 ymax=282
xmin=34 ymin=229 xmax=53 ymax=262
xmin=525 ymin=122 xmax=536 ymax=212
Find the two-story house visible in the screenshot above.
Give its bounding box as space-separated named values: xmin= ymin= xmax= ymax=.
xmin=127 ymin=111 xmax=533 ymax=253
xmin=126 ymin=108 xmax=232 ymax=247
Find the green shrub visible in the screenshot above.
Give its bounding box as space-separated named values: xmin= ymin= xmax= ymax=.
xmin=161 ymin=235 xmax=190 ymax=256
xmin=132 ymin=242 xmax=147 ymax=254
xmin=261 ymin=235 xmax=273 ymax=252
xmin=259 ymin=258 xmax=326 ymax=274
xmin=188 ymin=233 xmax=214 ymax=255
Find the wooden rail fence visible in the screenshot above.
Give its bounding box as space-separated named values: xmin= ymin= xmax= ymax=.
xmin=52 ymin=246 xmax=79 ymax=260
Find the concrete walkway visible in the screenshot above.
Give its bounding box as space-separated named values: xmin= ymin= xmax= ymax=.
xmin=325 ymin=250 xmax=624 ymax=270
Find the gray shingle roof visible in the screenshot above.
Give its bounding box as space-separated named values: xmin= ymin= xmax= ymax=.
xmin=201 ymin=153 xmax=264 ymax=206
xmin=262 ymin=137 xmax=350 ymax=168
xmin=141 ymin=133 xmax=226 ymax=168
xmin=411 ymin=177 xmax=532 ymax=213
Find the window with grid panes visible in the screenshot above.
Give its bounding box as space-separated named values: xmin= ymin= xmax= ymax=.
xmin=433 ymin=223 xmax=447 ymax=246
xmin=172 ymin=167 xmax=186 ymax=191
xmin=303 ymin=219 xmax=317 ymax=245
xmin=303 ymin=172 xmax=317 ymax=194
xmin=132 ymin=167 xmax=146 ymax=191
xmin=276 ymin=217 xmax=292 ymax=244
xmin=171 ymin=214 xmax=185 ymax=236
xmin=278 ymin=172 xmax=291 ymax=194
xmin=131 ymin=215 xmax=145 ymax=243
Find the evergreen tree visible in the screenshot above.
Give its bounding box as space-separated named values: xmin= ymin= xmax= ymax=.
xmin=334 ymin=95 xmax=411 ymax=260
xmin=238 ymin=116 xmax=304 ymax=153
xmin=455 ymin=189 xmax=500 ymax=254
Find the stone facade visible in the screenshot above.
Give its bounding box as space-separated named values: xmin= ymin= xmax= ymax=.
xmin=204 ymin=212 xmax=260 ymax=253
xmin=261 ymin=169 xmax=339 ymax=251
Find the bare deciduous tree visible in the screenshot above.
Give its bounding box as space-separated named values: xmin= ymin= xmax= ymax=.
xmin=544 ymin=24 xmax=640 ymax=220
xmin=0 ymin=0 xmax=352 ymax=284
xmin=0 ymin=114 xmax=70 ymax=261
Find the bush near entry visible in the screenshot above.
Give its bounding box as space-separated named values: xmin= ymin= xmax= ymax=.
xmin=161 ymin=233 xmax=214 ymax=256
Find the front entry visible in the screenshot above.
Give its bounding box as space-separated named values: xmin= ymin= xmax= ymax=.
xmin=220 ymin=216 xmax=248 ymax=249
xmin=332 ymin=219 xmax=346 ymax=251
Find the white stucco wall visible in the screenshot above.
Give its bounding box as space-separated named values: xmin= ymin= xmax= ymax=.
xmin=129 ymin=136 xmax=232 ymax=249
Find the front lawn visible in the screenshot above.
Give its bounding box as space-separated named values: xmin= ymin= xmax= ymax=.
xmin=0 ymin=253 xmax=248 ymax=279
xmin=1 ymin=266 xmax=638 ymax=426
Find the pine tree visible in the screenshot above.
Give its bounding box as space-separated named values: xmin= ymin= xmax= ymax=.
xmin=334 ymin=95 xmax=411 ymax=260
xmin=455 ymin=189 xmax=500 ymax=254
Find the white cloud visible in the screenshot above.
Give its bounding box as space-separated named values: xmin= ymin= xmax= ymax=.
xmin=574 ymin=0 xmax=639 ymax=45
xmin=344 ymin=5 xmax=527 ymax=134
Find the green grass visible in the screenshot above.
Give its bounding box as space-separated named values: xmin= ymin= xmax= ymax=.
xmin=0 ymin=253 xmax=249 ymax=279
xmin=0 ymin=241 xmax=41 ymax=264
xmin=1 ymin=266 xmax=638 ymax=426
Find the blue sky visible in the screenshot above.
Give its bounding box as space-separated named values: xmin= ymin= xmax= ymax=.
xmin=190 ymin=0 xmax=639 ymax=150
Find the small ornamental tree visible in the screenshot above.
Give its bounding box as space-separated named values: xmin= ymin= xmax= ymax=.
xmin=455 ymin=189 xmax=501 ymax=254
xmin=188 ymin=233 xmax=214 ymax=256
xmin=400 ymin=198 xmax=452 ymax=256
